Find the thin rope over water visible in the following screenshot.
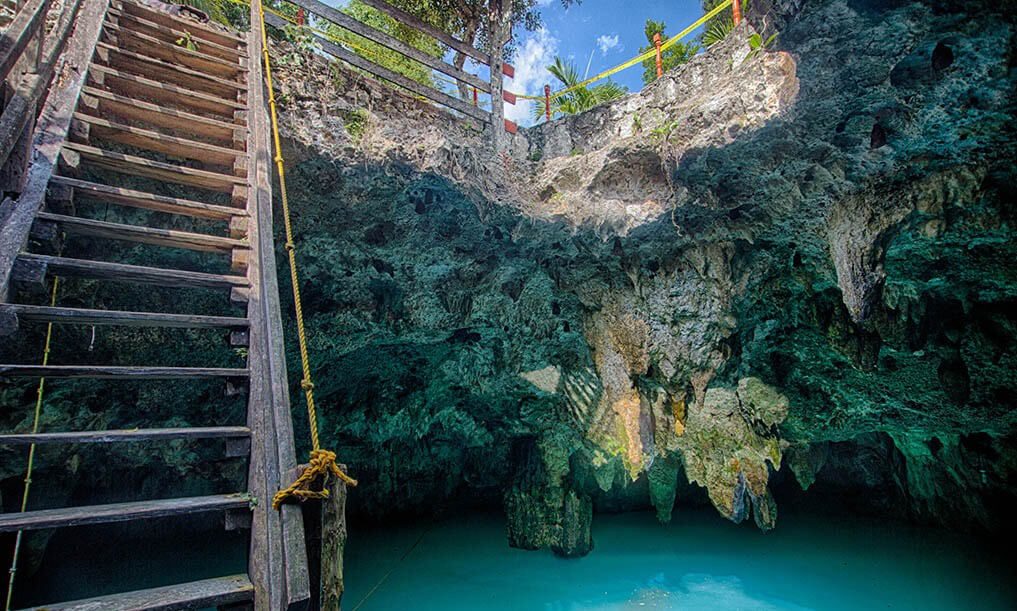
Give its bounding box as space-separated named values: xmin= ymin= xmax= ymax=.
xmin=255 ymin=5 xmax=358 ymax=510
xmin=4 ymin=275 xmax=60 ymax=611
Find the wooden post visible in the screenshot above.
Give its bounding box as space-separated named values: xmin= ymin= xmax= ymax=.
xmin=543 ymin=84 xmax=551 ymax=121
xmin=297 ymin=7 xmax=305 ymax=26
xmin=320 ymin=468 xmax=349 ymax=611
xmin=653 ymin=32 xmax=663 ymax=80
xmin=488 ymin=0 xmax=509 ymax=148
xmin=472 ymin=85 xmax=477 ymax=106
xmin=732 ymin=0 xmax=742 ymax=26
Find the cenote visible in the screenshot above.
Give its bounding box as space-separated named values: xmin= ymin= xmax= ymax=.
xmin=1 ymin=0 xmax=1016 ymax=608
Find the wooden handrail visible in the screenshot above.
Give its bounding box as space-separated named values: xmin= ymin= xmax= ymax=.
xmin=356 ymin=0 xmax=492 ymax=65
xmin=286 ymin=0 xmax=490 ymax=94
xmin=0 ymin=0 xmax=51 ymax=80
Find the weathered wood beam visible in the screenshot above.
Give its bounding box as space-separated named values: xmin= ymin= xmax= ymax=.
xmin=87 ymin=64 xmax=245 ymax=118
xmin=356 ymin=0 xmax=491 ymax=65
xmin=106 ymin=7 xmax=249 ymax=62
xmin=0 ymin=0 xmax=109 ymax=303
xmin=1 ymin=303 xmax=248 ymax=329
xmin=0 ymin=0 xmax=50 ymax=80
xmin=63 ymin=142 xmax=247 ymax=192
xmin=286 ymin=0 xmax=489 ymax=94
xmin=72 ymin=112 xmax=243 ymax=167
xmin=103 ymin=22 xmax=248 ymax=78
xmin=116 ymin=0 xmax=248 ymax=48
xmin=265 ymin=13 xmax=487 ymax=123
xmin=95 ymin=42 xmax=247 ymax=99
xmin=35 ymin=211 xmax=244 ymax=252
xmin=0 ymin=426 xmax=251 ymax=445
xmin=320 ymin=468 xmax=349 ymax=610
xmin=0 ymin=364 xmax=249 ymax=379
xmin=246 ymin=3 xmax=309 ymax=607
xmin=0 ymin=493 xmax=251 ymax=531
xmin=18 ymin=575 xmax=255 ymax=611
xmin=49 ymin=175 xmax=246 ymax=221
xmin=14 ymin=253 xmax=250 ymax=290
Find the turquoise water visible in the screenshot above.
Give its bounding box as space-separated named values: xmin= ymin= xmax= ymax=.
xmin=343 ymin=510 xmax=1016 ymax=611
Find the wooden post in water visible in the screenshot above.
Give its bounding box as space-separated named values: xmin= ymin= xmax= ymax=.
xmin=653 ymin=32 xmax=663 ymax=79
xmin=320 ymin=467 xmax=349 ymax=610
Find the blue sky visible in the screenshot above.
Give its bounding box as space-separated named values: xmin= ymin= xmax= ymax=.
xmin=496 ymin=0 xmax=709 ymax=124
xmin=327 ymin=0 xmax=710 ymax=125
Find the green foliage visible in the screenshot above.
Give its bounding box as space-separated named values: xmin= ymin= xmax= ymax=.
xmin=326 ymin=0 xmax=443 ymax=89
xmin=342 ymin=108 xmax=371 ymax=142
xmin=175 ymin=31 xmax=199 ymax=52
xmin=532 ymin=56 xmax=627 ymax=121
xmin=743 ymin=32 xmax=778 ymax=63
xmin=174 ymin=0 xmax=244 ymax=28
xmin=650 ymin=119 xmax=682 ymax=143
xmin=700 ymin=0 xmax=748 ymax=47
xmin=639 ymin=19 xmax=700 ymax=85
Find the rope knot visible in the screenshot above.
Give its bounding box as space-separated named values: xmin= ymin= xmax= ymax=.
xmin=285 ymin=241 xmax=295 ymax=251
xmin=272 ymin=449 xmax=358 ymax=510
xmin=300 ymin=378 xmax=314 ymax=391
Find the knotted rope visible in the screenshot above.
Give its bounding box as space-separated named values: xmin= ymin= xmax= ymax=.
xmin=256 ymin=5 xmax=357 ymax=509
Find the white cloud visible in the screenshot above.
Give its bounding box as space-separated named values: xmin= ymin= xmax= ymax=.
xmin=596 ymin=34 xmax=621 ymax=56
xmin=503 ymin=27 xmax=558 ymax=126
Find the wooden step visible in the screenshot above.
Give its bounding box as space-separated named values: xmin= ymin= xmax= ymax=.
xmin=18 ymin=574 xmax=254 ymax=611
xmin=104 ymin=21 xmax=247 ymax=79
xmin=1 ymin=304 xmax=249 ymax=328
xmin=73 ymin=112 xmax=244 ymax=167
xmin=107 ymin=8 xmax=248 ymax=63
xmin=80 ymin=86 xmax=247 ymax=147
xmin=0 ymin=426 xmax=250 ymax=445
xmin=36 ymin=211 xmax=246 ymax=253
xmin=0 ymin=364 xmax=249 ymax=379
xmin=0 ymin=493 xmax=251 ymax=532
xmin=49 ymin=176 xmax=246 ymax=221
xmin=15 ymin=253 xmax=249 ymax=290
xmin=88 ymin=64 xmax=245 ymax=118
xmin=116 ymin=0 xmax=247 ymax=49
xmin=96 ymin=42 xmax=247 ymax=99
xmin=63 ymin=142 xmax=246 ymax=193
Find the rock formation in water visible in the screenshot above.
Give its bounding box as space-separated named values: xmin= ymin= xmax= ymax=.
xmin=3 ymin=0 xmax=1014 ymax=563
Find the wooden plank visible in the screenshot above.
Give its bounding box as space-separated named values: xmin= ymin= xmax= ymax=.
xmin=356 ymin=0 xmax=491 ymax=65
xmin=0 ymin=364 xmax=249 ymax=379
xmin=107 ymin=8 xmax=248 ymax=63
xmin=2 ymin=303 xmax=249 ymax=327
xmin=285 ymin=0 xmax=489 ymax=94
xmin=245 ymin=4 xmax=309 ymax=608
xmin=63 ymin=142 xmax=247 ymax=193
xmin=49 ymin=176 xmax=246 ymax=221
xmin=79 ymin=87 xmax=246 ymax=147
xmin=0 ymin=493 xmax=251 ymax=532
xmin=104 ymin=22 xmax=247 ymax=79
xmin=273 ymin=15 xmax=489 ymax=123
xmin=320 ymin=469 xmax=349 ymax=609
xmin=96 ymin=42 xmax=247 ymax=99
xmin=0 ymin=0 xmax=50 ymax=80
xmin=117 ymin=0 xmax=248 ymax=48
xmin=18 ymin=575 xmax=254 ymax=611
xmin=88 ymin=64 xmax=245 ymax=118
xmin=15 ymin=253 xmax=249 ymax=289
xmin=73 ymin=112 xmax=243 ymax=167
xmin=35 ymin=211 xmax=245 ymax=253
xmin=0 ymin=0 xmax=109 ymax=303
xmin=0 ymin=426 xmax=251 ymax=445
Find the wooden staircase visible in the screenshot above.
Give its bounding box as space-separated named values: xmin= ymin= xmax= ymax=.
xmin=0 ymin=0 xmax=308 ymax=609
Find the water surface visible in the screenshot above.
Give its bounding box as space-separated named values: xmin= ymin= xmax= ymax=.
xmin=343 ymin=509 xmax=1015 ymax=610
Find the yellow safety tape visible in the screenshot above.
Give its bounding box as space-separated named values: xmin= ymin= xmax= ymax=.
xmin=516 ymin=0 xmax=733 ymax=100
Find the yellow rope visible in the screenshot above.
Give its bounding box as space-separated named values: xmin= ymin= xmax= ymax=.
xmin=255 ymin=4 xmax=358 ymax=510
xmin=4 ymin=276 xmax=59 ymax=611
xmin=515 ymin=0 xmax=733 ymax=100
